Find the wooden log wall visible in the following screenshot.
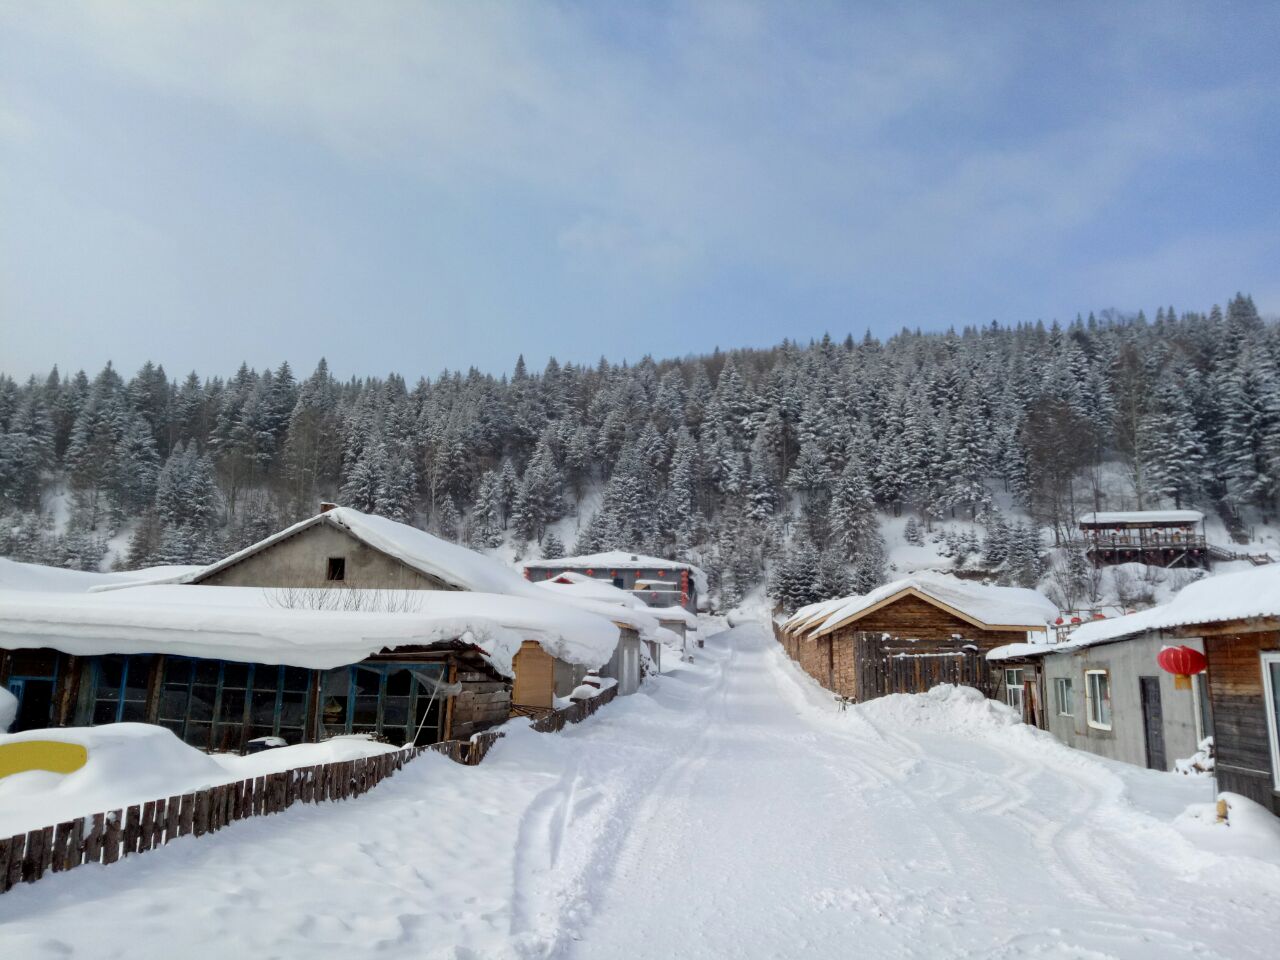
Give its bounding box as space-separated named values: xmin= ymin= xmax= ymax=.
xmin=0 ymin=681 xmax=621 ymax=895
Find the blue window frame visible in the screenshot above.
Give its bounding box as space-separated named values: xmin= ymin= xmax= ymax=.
xmin=319 ymin=663 xmax=446 ymax=746
xmin=91 ymin=655 xmax=154 ymax=725
xmin=156 ymin=658 xmax=314 ymax=752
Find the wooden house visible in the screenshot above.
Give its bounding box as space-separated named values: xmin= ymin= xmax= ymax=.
xmin=1077 ymin=510 xmax=1207 ymax=569
xmin=0 ymin=507 xmax=624 ymax=752
xmin=523 ymin=551 xmax=707 ymax=614
xmin=782 ymin=573 xmax=1055 ymax=703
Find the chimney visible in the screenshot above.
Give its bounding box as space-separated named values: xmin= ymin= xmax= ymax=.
xmin=319 ymin=501 xmax=338 ymax=513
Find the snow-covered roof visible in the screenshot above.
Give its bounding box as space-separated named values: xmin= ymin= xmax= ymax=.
xmin=784 ymin=595 xmax=855 ymax=634
xmin=532 ymin=574 xmax=692 ymax=644
xmin=0 ymin=584 xmax=621 ymax=677
xmin=523 ymin=551 xmax=708 ymax=594
xmin=814 ymin=572 xmax=1056 ymax=637
xmin=0 ymin=557 xmax=203 ymax=594
xmin=989 ymin=565 xmax=1280 ymax=661
xmin=1078 ymin=510 xmax=1204 ymax=526
xmin=183 ymin=507 xmax=548 ymax=598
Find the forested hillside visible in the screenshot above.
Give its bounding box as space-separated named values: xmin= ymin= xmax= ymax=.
xmin=1 ymin=294 xmax=1276 ymax=608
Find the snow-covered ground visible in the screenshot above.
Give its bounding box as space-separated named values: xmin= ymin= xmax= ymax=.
xmin=3 ymin=622 xmax=1279 ymax=959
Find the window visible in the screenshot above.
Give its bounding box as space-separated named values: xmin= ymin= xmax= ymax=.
xmin=157 ymin=658 xmax=313 ymax=752
xmin=5 ymin=649 xmax=61 ymax=732
xmin=1004 ymin=668 xmax=1025 ymax=715
xmin=1262 ymin=652 xmax=1280 ymax=791
xmin=91 ymin=655 xmax=154 ymax=725
xmin=1055 ymin=677 xmax=1075 ymax=717
xmin=327 ymin=556 xmax=346 ymax=581
xmin=318 ymin=663 xmax=447 ymax=746
xmin=1086 ymin=670 xmax=1112 ymax=730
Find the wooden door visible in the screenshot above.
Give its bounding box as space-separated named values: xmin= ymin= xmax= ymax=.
xmin=1139 ymin=676 xmax=1167 ymax=771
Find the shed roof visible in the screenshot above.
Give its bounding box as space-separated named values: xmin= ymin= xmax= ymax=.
xmin=813 ymin=572 xmax=1056 ymax=637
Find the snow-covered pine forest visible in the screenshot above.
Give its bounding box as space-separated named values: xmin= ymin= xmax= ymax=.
xmin=1 ymin=294 xmax=1276 ymax=609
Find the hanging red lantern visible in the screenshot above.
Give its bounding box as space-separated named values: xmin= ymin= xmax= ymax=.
xmin=1157 ymin=645 xmax=1207 ymax=691
xmin=1070 ymin=616 xmax=1081 ymax=624
xmin=585 ymin=568 xmax=595 ymax=576
xmin=1093 ymin=613 xmax=1106 ymax=620
xmin=1054 ymin=616 xmax=1064 ymax=625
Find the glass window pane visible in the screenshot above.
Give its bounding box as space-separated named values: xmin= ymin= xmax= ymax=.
xmin=193 ymin=661 xmax=220 ymax=685
xmin=251 ymin=689 xmax=277 ymax=725
xmin=159 ymin=687 xmax=188 ymax=721
xmin=212 ymin=724 xmax=243 ymax=753
xmin=97 ymin=658 xmax=123 ymax=698
xmin=222 ymin=663 xmax=248 ymax=689
xmin=279 ymin=691 xmax=306 ymax=729
xmin=282 ymin=666 xmax=310 ymax=692
xmin=218 ymin=688 xmax=246 ymax=723
xmin=385 ymin=669 xmax=412 ymax=697
xmin=92 ymin=700 xmax=118 ymax=725
xmin=189 ymin=685 xmax=216 ymax=722
xmin=253 ymin=665 xmax=280 ymax=693
xmin=184 ymin=722 xmax=211 ymax=749
xmin=10 ymin=650 xmax=59 ymax=678
xmin=120 ymin=700 xmax=147 ymax=723
xmin=163 ymin=659 xmax=192 ymax=687
xmin=353 ymin=696 xmax=379 ymax=726
xmin=124 ymin=656 xmax=151 ymax=703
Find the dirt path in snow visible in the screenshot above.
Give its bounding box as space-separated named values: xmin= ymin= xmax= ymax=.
xmin=563 ymin=622 xmax=1280 ymax=960
xmin=2 ymin=622 xmax=1279 ymax=959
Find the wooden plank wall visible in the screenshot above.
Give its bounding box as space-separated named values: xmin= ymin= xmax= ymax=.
xmin=1204 ymin=630 xmax=1280 ymax=813
xmin=0 ymin=684 xmax=620 ymax=896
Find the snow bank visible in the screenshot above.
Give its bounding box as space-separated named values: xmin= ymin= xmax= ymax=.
xmin=0 ymin=724 xmax=229 ymax=836
xmin=854 ymin=683 xmax=1023 ymax=733
xmin=1175 ymin=792 xmax=1280 ymax=861
xmin=0 ymin=724 xmax=402 ymax=837
xmin=0 ymin=583 xmax=622 ymax=676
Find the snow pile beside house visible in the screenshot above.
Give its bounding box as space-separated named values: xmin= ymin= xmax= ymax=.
xmin=0 ymin=583 xmax=621 ymax=677
xmin=855 ymin=683 xmax=1023 ymax=732
xmin=1175 ymin=792 xmax=1280 ymax=861
xmin=0 ymin=723 xmax=400 ymax=837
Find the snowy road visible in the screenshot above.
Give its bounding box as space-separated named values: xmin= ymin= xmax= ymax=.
xmin=3 ymin=622 xmax=1279 ymax=959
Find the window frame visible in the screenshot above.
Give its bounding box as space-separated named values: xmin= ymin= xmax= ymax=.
xmin=1260 ymin=651 xmax=1280 ymax=791
xmin=1085 ymin=669 xmax=1112 ymax=731
xmin=319 ymin=662 xmax=447 ymax=746
xmin=90 ymin=654 xmax=155 ymax=725
xmin=326 ymin=556 xmax=346 ymax=582
xmin=1004 ymin=668 xmax=1025 ymax=713
xmin=157 ymin=657 xmax=313 ymax=752
xmin=1054 ymin=676 xmax=1075 ymax=717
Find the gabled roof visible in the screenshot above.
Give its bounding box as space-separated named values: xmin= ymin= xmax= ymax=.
xmin=185 ymin=507 xmax=538 ymax=597
xmin=813 ymin=572 xmax=1056 ymax=637
xmin=523 ymin=551 xmax=708 ymax=594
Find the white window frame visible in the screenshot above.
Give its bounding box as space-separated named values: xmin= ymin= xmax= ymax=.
xmin=1054 ymin=677 xmax=1074 ymax=717
xmin=1004 ymin=668 xmax=1025 ymax=713
xmin=1261 ymin=652 xmax=1280 ymax=791
xmin=1085 ymin=669 xmax=1112 ymax=731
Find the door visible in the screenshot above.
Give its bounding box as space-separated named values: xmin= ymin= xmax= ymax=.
xmin=8 ymin=677 xmax=56 ymax=733
xmin=1139 ymin=676 xmax=1167 ymax=771
xmin=1004 ymin=669 xmax=1025 ymax=716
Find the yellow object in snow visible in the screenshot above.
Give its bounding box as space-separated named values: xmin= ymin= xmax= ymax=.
xmin=0 ymin=740 xmax=88 ymax=780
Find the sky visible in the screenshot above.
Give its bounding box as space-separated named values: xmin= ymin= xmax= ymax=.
xmin=2 ymin=1 xmax=1279 ymax=383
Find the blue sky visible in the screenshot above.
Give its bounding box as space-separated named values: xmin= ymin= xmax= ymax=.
xmin=2 ymin=1 xmax=1278 ymax=382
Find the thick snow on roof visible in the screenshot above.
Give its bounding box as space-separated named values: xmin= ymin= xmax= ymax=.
xmin=1070 ymin=565 xmax=1280 ymax=643
xmin=816 ymin=572 xmax=1056 ymax=636
xmin=532 ymin=575 xmax=690 ymax=645
xmin=184 ymin=507 xmax=542 ymax=597
xmin=784 ymin=595 xmax=855 ymax=633
xmin=523 ymin=551 xmax=709 ymax=594
xmin=987 ymin=608 xmax=1167 ymax=661
xmin=0 ymin=557 xmax=202 ymax=593
xmin=0 ymin=584 xmax=621 ymax=676
xmin=1078 ymin=510 xmax=1204 ymax=525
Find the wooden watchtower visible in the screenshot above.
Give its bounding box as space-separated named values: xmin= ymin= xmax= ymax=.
xmin=1077 ymin=510 xmax=1208 ymax=569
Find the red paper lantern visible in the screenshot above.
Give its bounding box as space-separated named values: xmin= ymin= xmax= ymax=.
xmin=1093 ymin=613 xmax=1105 ymax=620
xmin=1054 ymin=616 xmax=1064 ymax=625
xmin=585 ymin=568 xmax=595 ymax=576
xmin=1157 ymin=645 xmax=1207 ymax=690
xmin=1070 ymin=616 xmax=1081 ymax=624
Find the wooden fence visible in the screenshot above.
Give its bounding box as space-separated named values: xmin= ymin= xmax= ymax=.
xmin=0 ymin=684 xmax=619 ymax=895
xmin=852 ymin=633 xmax=999 ymax=701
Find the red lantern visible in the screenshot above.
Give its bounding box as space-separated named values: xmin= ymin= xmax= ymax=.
xmin=1093 ymin=613 xmax=1105 ymax=620
xmin=1157 ymin=645 xmax=1207 ymax=691
xmin=1054 ymin=616 xmax=1064 ymax=625
xmin=585 ymin=568 xmax=595 ymax=576
xmin=1070 ymin=616 xmax=1081 ymax=624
